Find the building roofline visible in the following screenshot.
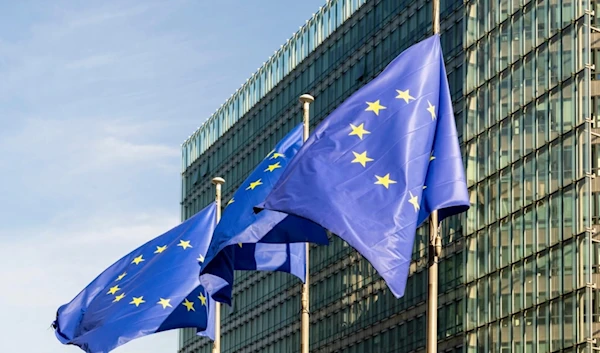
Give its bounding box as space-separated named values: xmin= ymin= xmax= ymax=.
xmin=181 ymin=0 xmax=367 ymax=171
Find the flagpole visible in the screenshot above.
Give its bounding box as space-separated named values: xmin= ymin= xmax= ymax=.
xmin=427 ymin=210 xmax=439 ymax=353
xmin=427 ymin=3 xmax=440 ymax=352
xmin=211 ymin=177 xmax=225 ymax=353
xmin=432 ymin=0 xmax=440 ymax=34
xmin=299 ymin=94 xmax=314 ymax=353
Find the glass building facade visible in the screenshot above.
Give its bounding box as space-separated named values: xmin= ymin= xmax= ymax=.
xmin=179 ymin=0 xmax=600 ymax=352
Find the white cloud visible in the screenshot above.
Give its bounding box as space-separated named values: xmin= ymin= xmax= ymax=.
xmin=0 ymin=116 xmax=180 ymax=206
xmin=0 ymin=209 xmax=181 ymax=353
xmin=1 ymin=209 xmax=180 ymax=305
xmin=0 ymin=0 xmax=330 ymax=352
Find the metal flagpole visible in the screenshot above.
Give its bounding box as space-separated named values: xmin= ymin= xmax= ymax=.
xmin=211 ymin=177 xmax=225 ymax=353
xmin=299 ymin=94 xmax=314 ymax=353
xmin=432 ymin=0 xmax=440 ymax=35
xmin=427 ymin=210 xmax=440 ymax=353
xmin=427 ymin=2 xmax=441 ymax=352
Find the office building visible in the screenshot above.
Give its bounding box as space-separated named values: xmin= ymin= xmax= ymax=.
xmin=179 ymin=0 xmax=600 ymax=351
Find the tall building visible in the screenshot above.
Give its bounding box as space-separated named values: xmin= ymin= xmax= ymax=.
xmin=178 ymin=0 xmax=600 ymax=352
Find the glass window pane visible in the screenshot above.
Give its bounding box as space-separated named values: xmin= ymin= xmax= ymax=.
xmin=524 ymin=105 xmax=535 ymax=154
xmin=512 ymin=13 xmax=523 ymax=61
xmin=513 ymin=262 xmax=523 ymax=312
xmin=511 ymin=65 xmax=523 ymax=115
xmin=501 ymin=318 xmax=512 ymax=351
xmin=524 ymin=156 xmax=535 ymax=205
xmin=524 ymin=54 xmax=535 ymax=102
xmin=513 ymin=313 xmax=523 ymax=350
xmin=478 ymin=230 xmax=488 ymax=275
xmin=550 ymin=299 xmax=563 ymax=350
xmin=501 ymin=267 xmax=511 ymax=317
xmin=524 ymin=257 xmax=535 ymax=307
xmin=537 ymin=148 xmax=549 ymax=199
xmin=500 ymin=121 xmax=511 ymax=168
xmin=513 ymin=113 xmax=523 ymax=159
xmin=537 ymin=251 xmax=549 ymax=304
xmin=550 ymin=246 xmax=562 ymax=298
xmin=524 ymin=310 xmax=535 ymax=353
xmin=500 ymin=218 xmax=512 ymax=267
xmin=490 ymin=223 xmax=499 ymax=272
xmin=524 ymin=207 xmax=535 ymax=256
xmin=490 ymin=272 xmax=500 ymax=320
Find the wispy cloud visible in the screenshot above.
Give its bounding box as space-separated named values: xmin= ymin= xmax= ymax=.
xmin=0 ymin=209 xmax=180 ymax=352
xmin=1 ymin=210 xmax=179 ymax=306
xmin=0 ymin=0 xmax=328 ymax=352
xmin=0 ymin=1 xmax=223 ymax=120
xmin=0 ymin=116 xmax=179 ymax=198
xmin=0 ymin=3 xmax=215 ymax=350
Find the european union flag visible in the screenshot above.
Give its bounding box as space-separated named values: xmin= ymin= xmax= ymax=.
xmin=53 ymin=203 xmax=217 ymax=353
xmin=200 ymin=124 xmax=328 ymax=304
xmin=259 ymin=35 xmax=470 ymax=298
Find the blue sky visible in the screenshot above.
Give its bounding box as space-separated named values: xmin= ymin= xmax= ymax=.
xmin=0 ymin=1 xmax=325 ymax=352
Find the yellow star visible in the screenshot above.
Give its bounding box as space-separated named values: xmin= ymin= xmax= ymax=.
xmin=349 ymin=123 xmax=370 ymax=140
xmin=427 ymin=101 xmax=436 ymax=119
xmin=270 ymin=152 xmax=285 ymax=159
xmin=408 ymin=191 xmax=420 ymax=211
xmin=430 ymin=152 xmax=435 ymax=161
xmin=154 ymin=245 xmax=167 ymax=254
xmin=365 ymin=100 xmax=386 ymax=116
xmin=113 ymin=293 xmax=126 ymax=302
xmin=423 ymin=185 xmax=428 ymax=189
xmin=246 ymin=179 xmax=263 ymax=190
xmin=182 ymin=298 xmax=195 ymax=311
xmin=198 ymin=293 xmax=207 ymax=306
xmin=115 ymin=272 xmax=127 ymax=281
xmin=395 ymin=89 xmax=415 ymax=103
xmin=197 ymin=254 xmax=205 ymax=263
xmin=177 ymin=240 xmax=192 ymax=250
xmin=227 ymin=198 xmax=234 ymax=206
xmin=374 ymin=174 xmax=398 ymax=189
xmin=131 ymin=255 xmax=144 ymax=265
xmin=107 ymin=285 xmax=121 ymax=295
xmin=130 ymin=296 xmax=145 ymax=307
xmin=264 ymin=162 xmax=282 ymax=172
xmin=238 ymin=243 xmax=243 ymax=248
xmin=351 ymin=151 xmax=374 ymax=168
xmin=157 ymin=298 xmax=172 ymax=309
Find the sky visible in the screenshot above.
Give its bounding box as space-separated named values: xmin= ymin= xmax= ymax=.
xmin=0 ymin=1 xmax=326 ymax=352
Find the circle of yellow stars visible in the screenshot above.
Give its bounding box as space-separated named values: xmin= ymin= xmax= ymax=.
xmin=104 ymin=236 xmax=206 ymax=313
xmin=347 ymin=89 xmax=436 ymax=212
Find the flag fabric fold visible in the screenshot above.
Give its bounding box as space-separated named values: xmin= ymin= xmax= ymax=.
xmin=258 ymin=35 xmax=469 ymax=298
xmin=53 ymin=203 xmax=217 ymax=353
xmin=200 ymin=123 xmax=328 ymax=304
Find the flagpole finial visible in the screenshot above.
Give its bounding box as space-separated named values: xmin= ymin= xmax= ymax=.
xmin=299 ymin=94 xmax=314 ymax=104
xmin=212 ymin=177 xmax=225 ymax=185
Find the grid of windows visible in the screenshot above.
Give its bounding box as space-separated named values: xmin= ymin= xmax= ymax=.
xmin=463 ymin=0 xmax=595 ymax=350
xmin=180 ymin=0 xmax=600 ymax=352
xmin=180 ymin=0 xmax=466 ymax=352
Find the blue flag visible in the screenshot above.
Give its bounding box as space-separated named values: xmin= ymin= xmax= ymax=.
xmin=201 ymin=242 xmax=309 ymax=304
xmin=200 ymin=124 xmax=328 ymax=304
xmin=259 ymin=35 xmax=469 ymax=298
xmin=53 ymin=203 xmax=217 ymax=353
